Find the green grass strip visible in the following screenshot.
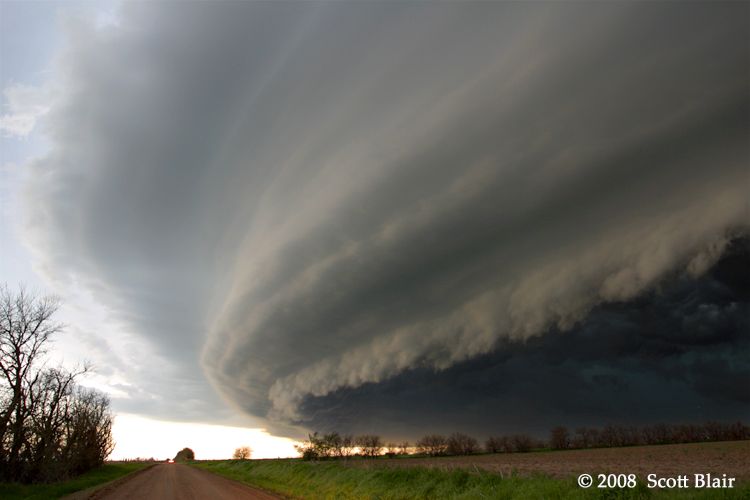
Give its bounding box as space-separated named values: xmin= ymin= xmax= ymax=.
xmin=0 ymin=462 xmax=151 ymax=500
xmin=194 ymin=459 xmax=749 ymax=500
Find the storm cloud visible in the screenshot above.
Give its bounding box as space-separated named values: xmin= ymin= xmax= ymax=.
xmin=299 ymin=239 xmax=750 ymax=438
xmin=23 ymin=2 xmax=749 ymax=435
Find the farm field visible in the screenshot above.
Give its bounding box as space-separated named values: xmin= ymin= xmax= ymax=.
xmin=359 ymin=440 xmax=750 ymax=480
xmin=195 ymin=441 xmax=750 ymax=499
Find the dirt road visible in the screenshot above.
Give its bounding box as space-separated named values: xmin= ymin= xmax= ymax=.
xmin=91 ymin=463 xmax=282 ymax=500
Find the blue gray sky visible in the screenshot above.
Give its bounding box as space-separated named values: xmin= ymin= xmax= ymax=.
xmin=2 ymin=1 xmax=748 ymax=453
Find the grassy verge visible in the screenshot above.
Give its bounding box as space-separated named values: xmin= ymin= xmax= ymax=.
xmin=194 ymin=459 xmax=749 ymax=499
xmin=0 ymin=462 xmax=151 ymax=500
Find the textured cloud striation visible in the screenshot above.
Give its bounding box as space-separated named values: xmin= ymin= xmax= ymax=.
xmin=24 ymin=2 xmax=749 ymax=434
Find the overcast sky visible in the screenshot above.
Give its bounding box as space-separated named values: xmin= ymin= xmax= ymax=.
xmin=1 ymin=1 xmax=748 ymax=457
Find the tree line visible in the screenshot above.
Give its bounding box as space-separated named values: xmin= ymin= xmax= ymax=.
xmin=294 ymin=421 xmax=750 ymax=460
xmin=294 ymin=432 xmax=393 ymax=459
xmin=1 ymin=286 xmax=114 ymax=483
xmin=548 ymin=421 xmax=750 ymax=450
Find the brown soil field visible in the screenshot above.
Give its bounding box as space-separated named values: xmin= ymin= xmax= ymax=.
xmin=351 ymin=440 xmax=750 ymax=480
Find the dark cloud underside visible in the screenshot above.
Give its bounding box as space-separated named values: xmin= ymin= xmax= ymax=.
xmin=300 ymin=239 xmax=750 ymax=438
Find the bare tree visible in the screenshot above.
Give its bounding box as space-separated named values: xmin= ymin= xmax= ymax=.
xmin=499 ymin=436 xmax=515 ymax=453
xmin=511 ymin=434 xmax=533 ymax=453
xmin=340 ymin=434 xmax=355 ymax=458
xmin=549 ymin=426 xmax=570 ymax=450
xmin=416 ymin=434 xmax=448 ymax=456
xmin=573 ymin=427 xmax=598 ymax=449
xmin=486 ymin=434 xmax=532 ymax=453
xmin=0 ymin=285 xmax=114 ymax=482
xmin=385 ymin=442 xmax=398 ymax=457
xmin=398 ymin=441 xmax=410 ymax=455
xmin=446 ymin=432 xmax=479 ymax=456
xmin=323 ymin=432 xmax=342 ymax=457
xmin=355 ymin=435 xmax=382 ymax=457
xmin=1 ymin=285 xmax=63 ymax=478
xmin=485 ymin=436 xmax=503 ymax=454
xmin=233 ymin=446 xmax=252 ymax=460
xmin=599 ymin=424 xmax=617 ymax=447
xmin=62 ymin=388 xmax=115 ymax=476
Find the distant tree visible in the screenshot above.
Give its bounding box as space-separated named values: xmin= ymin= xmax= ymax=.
xmin=385 ymin=442 xmax=398 ymax=457
xmin=726 ymin=421 xmax=750 ymax=441
xmin=340 ymin=434 xmax=355 ymax=457
xmin=485 ymin=436 xmax=503 ymax=454
xmin=486 ymin=435 xmax=513 ymax=453
xmin=174 ymin=447 xmax=195 ymax=462
xmin=573 ymin=427 xmax=597 ymax=449
xmin=233 ymin=446 xmax=252 ymax=460
xmin=398 ymin=441 xmax=410 ymax=455
xmin=641 ymin=423 xmax=669 ymax=446
xmin=486 ymin=434 xmax=532 ymax=453
xmin=62 ymin=387 xmax=115 ymax=476
xmin=446 ymin=432 xmax=479 ymax=456
xmin=549 ymin=426 xmax=570 ymax=450
xmin=674 ymin=424 xmax=702 ymax=444
xmin=599 ymin=424 xmax=617 ymax=447
xmin=322 ymin=432 xmax=342 ymax=457
xmin=511 ymin=434 xmax=533 ymax=453
xmin=355 ymin=435 xmax=382 ymax=457
xmin=416 ymin=434 xmax=448 ymax=456
xmin=619 ymin=425 xmax=641 ymax=447
xmin=295 ymin=432 xmax=358 ymax=459
xmin=295 ymin=432 xmax=324 ymax=460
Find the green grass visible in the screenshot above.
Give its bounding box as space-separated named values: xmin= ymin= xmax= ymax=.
xmin=0 ymin=462 xmax=151 ymax=500
xmin=194 ymin=459 xmax=750 ymax=500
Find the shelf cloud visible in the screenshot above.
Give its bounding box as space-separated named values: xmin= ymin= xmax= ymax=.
xmin=23 ymin=2 xmax=749 ymax=435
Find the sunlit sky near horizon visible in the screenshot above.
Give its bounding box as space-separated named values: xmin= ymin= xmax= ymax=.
xmin=1 ymin=0 xmax=747 ymax=461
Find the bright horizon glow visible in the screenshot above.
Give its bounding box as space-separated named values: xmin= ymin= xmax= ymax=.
xmin=110 ymin=414 xmax=299 ymax=461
